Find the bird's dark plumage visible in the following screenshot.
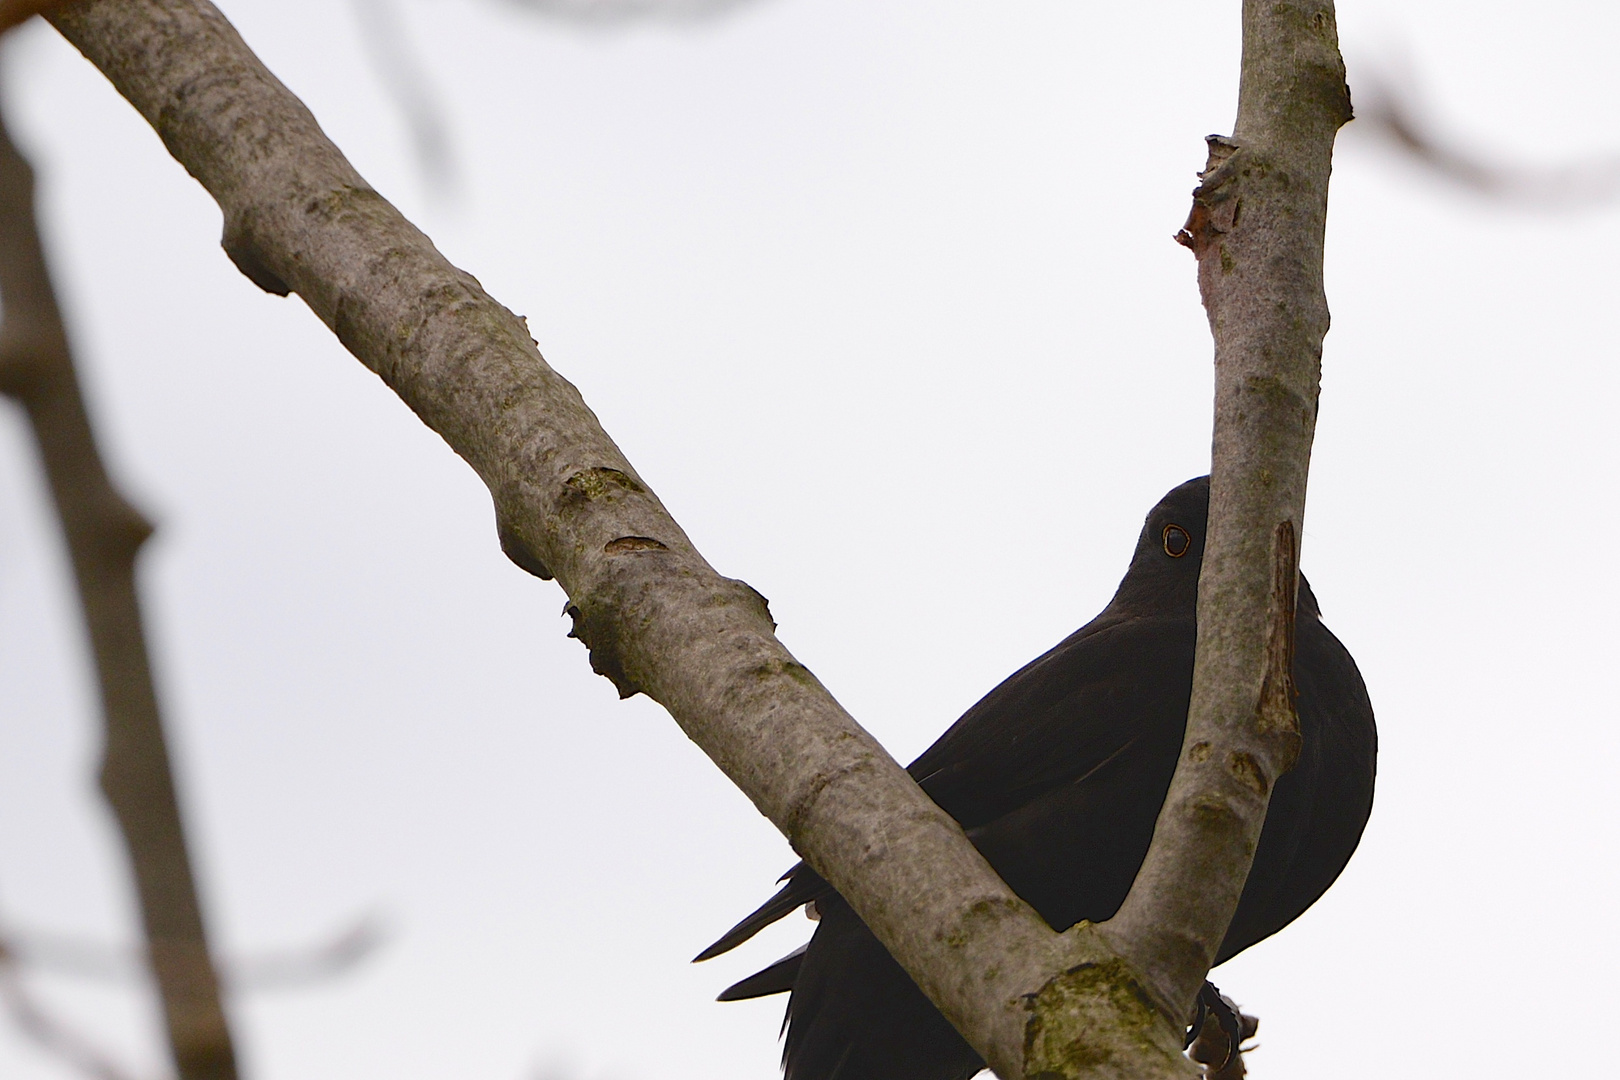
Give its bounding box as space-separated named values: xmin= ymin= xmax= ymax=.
xmin=699 ymin=477 xmax=1376 ymax=1080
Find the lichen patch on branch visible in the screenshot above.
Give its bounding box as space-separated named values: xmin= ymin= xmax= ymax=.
xmin=1021 ymin=958 xmax=1194 ymax=1080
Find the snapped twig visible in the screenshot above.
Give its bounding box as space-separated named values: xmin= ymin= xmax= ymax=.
xmin=350 ymin=0 xmax=456 ymax=198
xmin=491 ymin=0 xmax=758 ymax=24
xmin=0 ymin=912 xmax=385 ymax=991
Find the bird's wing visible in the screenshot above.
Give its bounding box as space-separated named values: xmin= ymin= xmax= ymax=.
xmin=696 ymin=613 xmax=1193 ymax=964
xmin=908 ymin=613 xmax=1195 ymax=829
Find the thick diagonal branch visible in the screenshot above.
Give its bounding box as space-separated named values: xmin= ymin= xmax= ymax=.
xmin=40 ymin=3 xmax=1211 ymax=1076
xmin=1106 ymin=0 xmax=1352 ymax=1016
xmin=0 ymin=74 xmax=238 ymax=1080
xmin=43 ymin=3 xmax=1166 ymax=1077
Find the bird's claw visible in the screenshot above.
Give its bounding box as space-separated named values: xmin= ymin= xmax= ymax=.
xmin=1184 ymin=981 xmax=1245 ymax=1069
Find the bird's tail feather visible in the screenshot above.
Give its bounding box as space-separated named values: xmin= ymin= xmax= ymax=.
xmin=693 ymin=864 xmax=828 ymax=962
xmin=716 ymin=945 xmax=806 ymax=1001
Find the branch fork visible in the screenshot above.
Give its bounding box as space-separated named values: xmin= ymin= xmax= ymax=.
xmin=37 ymin=1 xmax=1351 ymax=1075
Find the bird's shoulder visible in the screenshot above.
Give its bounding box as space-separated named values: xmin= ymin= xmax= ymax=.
xmin=906 ymin=611 xmax=1196 ymax=828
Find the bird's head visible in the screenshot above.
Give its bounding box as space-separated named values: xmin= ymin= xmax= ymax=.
xmin=1132 ymin=475 xmax=1211 ymax=573
xmin=1105 ymin=476 xmax=1209 ymax=614
xmin=1112 ymin=474 xmax=1320 ymax=620
xmin=1095 ymin=476 xmax=1211 ymax=615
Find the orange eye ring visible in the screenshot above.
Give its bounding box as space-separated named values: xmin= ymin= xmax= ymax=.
xmin=1162 ymin=523 xmax=1191 ymax=558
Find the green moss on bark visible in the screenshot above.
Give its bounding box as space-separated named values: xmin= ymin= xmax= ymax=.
xmin=1021 ymin=959 xmax=1195 ymax=1080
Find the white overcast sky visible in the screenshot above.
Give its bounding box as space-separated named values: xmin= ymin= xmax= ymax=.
xmin=0 ymin=1 xmax=1617 ymax=1079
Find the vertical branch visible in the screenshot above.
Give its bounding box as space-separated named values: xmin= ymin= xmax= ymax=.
xmin=0 ymin=72 xmax=238 ymax=1080
xmin=1104 ymin=0 xmax=1352 ymax=1017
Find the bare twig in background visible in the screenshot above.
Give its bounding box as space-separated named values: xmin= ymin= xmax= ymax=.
xmin=0 ymin=913 xmax=385 ymax=991
xmin=0 ymin=927 xmax=137 ymax=983
xmin=353 ymin=0 xmax=774 ymax=197
xmin=0 ymin=936 xmax=143 ymax=1080
xmin=225 ymin=913 xmax=386 ymax=990
xmin=1350 ymin=59 xmax=1620 ymax=207
xmin=0 ymin=65 xmax=238 ymax=1080
xmin=492 ymin=0 xmax=763 ymax=25
xmin=351 ymin=0 xmax=456 ymax=198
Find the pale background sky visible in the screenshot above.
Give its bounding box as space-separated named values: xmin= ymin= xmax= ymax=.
xmin=0 ymin=1 xmax=1616 ymax=1078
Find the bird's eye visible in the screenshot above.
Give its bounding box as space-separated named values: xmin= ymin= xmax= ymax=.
xmin=1162 ymin=524 xmax=1191 ymax=558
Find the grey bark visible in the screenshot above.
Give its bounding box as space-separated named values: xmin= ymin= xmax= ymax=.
xmin=0 ymin=65 xmax=238 ymax=1080
xmin=1122 ymin=0 xmax=1351 ymax=1011
xmin=40 ymin=1 xmax=1348 ymax=1075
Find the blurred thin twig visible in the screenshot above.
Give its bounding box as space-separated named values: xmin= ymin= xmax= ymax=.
xmin=352 ymin=0 xmax=456 ymax=198
xmin=1351 ymin=58 xmax=1620 ymax=208
xmin=0 ymin=913 xmax=387 ymax=991
xmin=0 ymin=60 xmax=238 ymax=1080
xmin=493 ymin=0 xmax=763 ymax=24
xmin=0 ymin=935 xmax=144 ymax=1080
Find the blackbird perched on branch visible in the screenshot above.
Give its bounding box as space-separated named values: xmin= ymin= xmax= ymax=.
xmin=696 ymin=476 xmax=1377 ymax=1080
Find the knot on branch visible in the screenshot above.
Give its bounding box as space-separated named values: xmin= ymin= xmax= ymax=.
xmin=0 ymin=341 xmax=39 ymax=398
xmin=604 ymin=535 xmax=668 ymax=554
xmin=496 ymin=516 xmax=552 ymax=579
xmin=220 ymin=220 xmax=289 ymax=297
xmin=736 ymin=579 xmax=776 ymax=631
xmin=1175 ymin=136 xmax=1243 ymax=258
xmin=91 ymin=498 xmax=155 ymax=557
xmin=564 ymin=592 xmax=642 ymax=698
xmin=1257 ymin=520 xmax=1302 ymax=774
xmin=564 ymin=575 xmax=773 ymax=700
xmin=561 ymin=466 xmax=644 ymax=503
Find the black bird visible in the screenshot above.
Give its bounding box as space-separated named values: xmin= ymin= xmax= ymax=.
xmin=696 ymin=476 xmax=1376 ymax=1080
